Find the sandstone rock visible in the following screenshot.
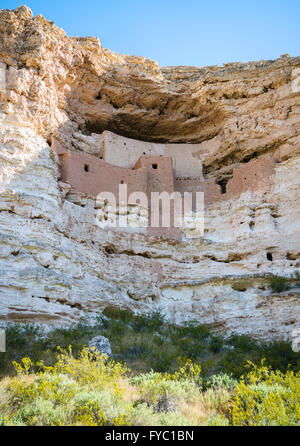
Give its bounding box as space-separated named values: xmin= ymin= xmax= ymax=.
xmin=88 ymin=335 xmax=112 ymax=356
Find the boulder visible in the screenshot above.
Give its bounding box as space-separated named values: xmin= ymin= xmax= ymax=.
xmin=88 ymin=335 xmax=112 ymax=356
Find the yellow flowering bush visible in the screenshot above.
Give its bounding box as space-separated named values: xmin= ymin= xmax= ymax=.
xmin=72 ymin=390 xmax=132 ymax=426
xmin=229 ymin=361 xmax=300 ymax=426
xmin=1 ymin=347 xmax=299 ymax=426
xmin=1 ymin=347 xmax=131 ymax=426
xmin=38 ymin=346 xmax=128 ymax=390
xmin=170 ymin=358 xmax=202 ymax=384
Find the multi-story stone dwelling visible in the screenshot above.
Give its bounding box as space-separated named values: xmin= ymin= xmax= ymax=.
xmin=51 ymin=131 xmax=276 ymax=240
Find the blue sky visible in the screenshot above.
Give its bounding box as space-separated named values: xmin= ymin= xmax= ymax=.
xmin=2 ymin=0 xmax=300 ymax=66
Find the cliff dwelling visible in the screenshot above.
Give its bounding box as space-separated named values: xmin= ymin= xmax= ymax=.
xmin=51 ymin=131 xmax=276 ymax=241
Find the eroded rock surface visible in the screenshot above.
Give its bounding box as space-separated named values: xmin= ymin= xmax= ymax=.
xmin=0 ymin=6 xmax=300 ymax=339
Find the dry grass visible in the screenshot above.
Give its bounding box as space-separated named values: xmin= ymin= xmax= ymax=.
xmin=178 ymin=388 xmax=231 ymax=425
xmin=119 ymin=379 xmax=140 ymax=404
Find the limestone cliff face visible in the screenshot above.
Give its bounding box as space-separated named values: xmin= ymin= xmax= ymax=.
xmin=0 ymin=5 xmax=300 ymax=339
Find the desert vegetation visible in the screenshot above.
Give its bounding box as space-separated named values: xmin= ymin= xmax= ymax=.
xmin=0 ymin=309 xmax=299 ymax=426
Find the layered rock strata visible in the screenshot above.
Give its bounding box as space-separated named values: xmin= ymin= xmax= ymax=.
xmin=0 ymin=6 xmax=299 ymax=339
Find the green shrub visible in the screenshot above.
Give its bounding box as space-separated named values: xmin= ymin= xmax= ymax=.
xmin=209 ymin=335 xmax=224 ymax=353
xmin=227 ymin=334 xmax=259 ymax=352
xmin=131 ymin=361 xmax=201 ymax=408
xmin=172 ymin=321 xmax=210 ymax=341
xmin=207 ymin=414 xmax=230 ymax=426
xmin=204 ymin=373 xmax=238 ymax=391
xmin=132 ymin=311 xmax=166 ymax=333
xmin=147 ymin=346 xmax=181 ymax=372
xmin=14 ymin=399 xmax=69 ymax=426
xmin=268 ymin=276 xmax=290 ymax=293
xmin=260 ymin=340 xmax=300 ymax=373
xmin=130 ymin=402 xmax=193 ymax=426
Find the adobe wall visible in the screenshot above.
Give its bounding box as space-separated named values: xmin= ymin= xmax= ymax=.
xmin=102 ymin=131 xmax=205 ymax=179
xmin=204 ymin=155 xmax=276 ymax=206
xmin=102 ymin=131 xmax=165 ymax=169
xmin=204 ymin=179 xmax=223 ymax=205
xmin=226 ymin=155 xmax=276 ymax=197
xmin=165 ymin=143 xmax=203 ymax=178
xmin=134 ymin=156 xmax=174 ymax=194
xmin=133 ymin=155 xmax=181 ymax=240
xmin=174 ymin=177 xmax=204 ymax=194
xmin=58 ymin=151 xmax=148 ymax=200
